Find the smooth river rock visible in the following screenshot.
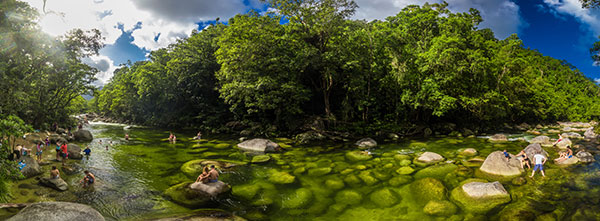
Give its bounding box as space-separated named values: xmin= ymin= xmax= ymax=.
xmin=237 ymin=138 xmax=279 ymax=153
xmin=555 ymin=156 xmax=579 ymax=166
xmin=529 ymin=135 xmax=550 ymax=145
xmin=416 ymin=152 xmax=444 ymax=165
xmin=556 ymin=138 xmax=572 ymax=150
xmin=450 ymin=181 xmax=511 ymax=214
xmin=479 ymin=151 xmax=523 ymax=178
xmin=488 ymin=134 xmax=508 ymax=142
xmin=561 ymin=132 xmax=583 ymax=139
xmin=584 ymin=128 xmax=597 ymax=139
xmin=20 ymin=156 xmax=42 ymax=178
xmin=355 ymin=138 xmax=377 ymax=149
xmin=39 ymin=177 xmax=68 ymax=191
xmin=7 ymin=202 xmax=103 ymax=221
xmin=73 ymin=129 xmax=93 ymax=142
xmin=523 ymin=143 xmax=548 ymax=159
xmin=164 ymin=181 xmax=230 ymax=208
xmin=576 ymin=151 xmax=595 ymax=163
xmin=67 ymin=144 xmax=82 ymax=159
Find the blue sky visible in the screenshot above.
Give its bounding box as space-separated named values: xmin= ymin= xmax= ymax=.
xmin=22 ymin=0 xmax=600 ymax=84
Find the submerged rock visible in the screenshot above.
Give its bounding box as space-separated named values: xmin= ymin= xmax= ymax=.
xmin=396 ymin=166 xmax=415 ymax=175
xmin=251 ymin=155 xmax=271 ymax=163
xmin=7 ymin=202 xmax=104 ymax=221
xmin=479 ymin=151 xmax=523 ymax=179
xmin=38 ymin=177 xmax=68 ymax=191
xmin=355 ymin=138 xmax=377 ymax=149
xmin=335 ymin=190 xmax=363 ymax=205
xmin=489 ymin=134 xmax=508 ymax=142
xmin=584 ymin=128 xmax=597 ymax=139
xmin=237 ymin=138 xmax=279 ymax=153
xmin=410 ymin=178 xmax=446 ymax=203
xmin=267 ymin=170 xmax=295 ymax=184
xmin=576 ymin=151 xmax=595 ymax=163
xmin=530 ymin=136 xmax=550 ymax=145
xmin=450 ymin=181 xmax=511 ymax=214
xmin=282 ymin=188 xmax=313 ymax=209
xmin=458 ymin=148 xmax=478 ymax=156
xmin=308 ymin=167 xmax=332 ymax=176
xmin=150 ymin=209 xmax=240 ymax=221
xmin=369 ymin=188 xmax=399 ymax=207
xmin=164 ymin=181 xmax=230 ymax=208
xmin=345 ymin=151 xmax=372 ymax=161
xmin=423 ymin=200 xmax=458 ymax=217
xmin=325 ymin=179 xmax=345 ymax=190
xmin=414 ymin=163 xmax=458 ymax=180
xmin=415 ymin=152 xmax=444 ymax=166
xmin=20 ymin=156 xmax=41 ymax=178
xmin=73 ymin=129 xmax=93 ymax=142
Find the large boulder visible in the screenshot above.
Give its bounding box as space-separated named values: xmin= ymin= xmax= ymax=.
xmin=237 ymin=138 xmax=279 ymax=153
xmin=355 ymin=138 xmax=377 ymax=149
xmin=410 ymin=178 xmax=446 ymax=203
xmin=73 ymin=129 xmax=93 ymax=142
xmin=584 ymin=128 xmax=597 ymax=139
xmin=24 ymin=133 xmax=43 ymax=144
xmin=561 ymin=132 xmax=582 ymax=139
xmin=450 ymin=181 xmax=511 ymax=214
xmin=555 ymin=156 xmax=579 ymax=166
xmin=489 ymin=134 xmax=508 ymax=142
xmin=164 ymin=181 xmax=230 ymax=208
xmin=479 ymin=151 xmax=523 ymax=178
xmin=7 ymin=202 xmax=104 ymax=221
xmin=523 ymin=143 xmax=548 ymax=159
xmin=576 ymin=151 xmax=595 ymax=163
xmin=295 ymin=131 xmax=326 ymax=144
xmin=415 ymin=152 xmax=444 ymax=166
xmin=38 ymin=177 xmax=68 ymax=191
xmin=529 ymin=136 xmax=550 ymax=145
xmin=20 ymin=156 xmax=42 ymax=178
xmin=67 ymin=144 xmax=82 ymax=160
xmin=49 ymin=135 xmax=67 ymax=145
xmin=556 ymin=138 xmax=572 ymax=150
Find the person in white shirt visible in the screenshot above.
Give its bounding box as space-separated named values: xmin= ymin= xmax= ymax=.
xmin=530 ymin=154 xmax=547 ymax=177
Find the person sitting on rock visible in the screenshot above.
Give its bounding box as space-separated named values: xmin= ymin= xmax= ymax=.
xmin=50 ymin=166 xmax=60 ymax=179
xmin=503 ymin=149 xmax=511 ymax=162
xmin=195 ymin=131 xmax=202 ymax=140
xmin=207 ymin=165 xmax=219 ymax=183
xmin=555 ymin=146 xmax=573 ymax=163
xmin=195 ymin=166 xmax=210 ymax=183
xmin=515 ymin=150 xmax=531 ymax=169
xmin=553 ymin=134 xmax=564 ymax=146
xmin=80 ymin=170 xmax=95 ymax=187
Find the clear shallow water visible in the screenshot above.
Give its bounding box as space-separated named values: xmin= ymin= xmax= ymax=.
xmin=6 ymin=123 xmax=600 ymax=220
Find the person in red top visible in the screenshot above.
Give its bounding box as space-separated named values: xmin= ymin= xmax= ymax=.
xmin=60 ymin=143 xmax=68 ymax=166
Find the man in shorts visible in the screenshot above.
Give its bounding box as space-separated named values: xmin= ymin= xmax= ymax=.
xmin=530 ymin=153 xmax=547 ymax=177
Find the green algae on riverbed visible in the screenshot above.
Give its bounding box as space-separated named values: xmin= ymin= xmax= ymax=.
xmin=4 ymin=123 xmax=600 ymax=220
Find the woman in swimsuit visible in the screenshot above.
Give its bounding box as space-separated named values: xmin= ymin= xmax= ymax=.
xmin=515 ymin=150 xmax=531 ymax=169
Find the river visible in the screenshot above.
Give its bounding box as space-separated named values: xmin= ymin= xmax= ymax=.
xmin=3 ymin=122 xmax=600 ymax=220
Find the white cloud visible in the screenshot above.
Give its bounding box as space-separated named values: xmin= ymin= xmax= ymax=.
xmin=595 ymin=78 xmax=600 ymax=84
xmin=352 ymin=0 xmax=525 ymax=39
xmin=82 ymin=55 xmax=117 ymax=85
xmin=22 ymin=0 xmax=254 ymax=50
xmin=543 ymin=0 xmax=600 ymax=35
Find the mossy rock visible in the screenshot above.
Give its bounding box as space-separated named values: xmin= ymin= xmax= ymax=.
xmin=267 ymin=170 xmax=295 ymax=184
xmin=214 ymin=143 xmax=230 ymax=149
xmin=450 ymin=181 xmax=511 ymax=214
xmin=293 ymin=167 xmax=306 ymax=175
xmin=307 ymin=198 xmax=334 ymax=215
xmin=282 ymin=188 xmax=313 ymax=209
xmin=231 ymin=184 xmax=261 ymax=200
xmin=388 ymin=175 xmax=413 ymax=187
xmin=180 ymin=159 xmax=246 ymax=177
xmin=358 ymin=171 xmax=379 ymax=186
xmin=423 ymin=200 xmax=458 ymax=217
xmin=410 ymin=178 xmax=446 ymax=203
xmin=345 ymin=151 xmax=372 ymax=161
xmin=251 ymin=155 xmax=271 ymax=163
xmin=414 ymin=163 xmax=458 ymax=180
xmin=373 ymin=170 xmax=392 ymax=181
xmin=227 ymin=152 xmax=248 ymax=161
xmin=394 ymin=154 xmax=412 ymax=161
xmin=396 ymin=166 xmax=415 ymax=175
xmin=398 ymin=159 xmax=412 ymax=167
xmin=164 ymin=182 xmax=212 ymax=208
xmin=325 ymin=179 xmax=345 ymax=190
xmin=344 ymin=174 xmax=362 ymax=186
xmin=335 ymin=190 xmax=363 ymax=205
xmin=251 ymin=198 xmax=274 ymax=206
xmin=308 ymin=167 xmax=332 ymax=176
xmin=369 ymin=188 xmax=400 ymax=207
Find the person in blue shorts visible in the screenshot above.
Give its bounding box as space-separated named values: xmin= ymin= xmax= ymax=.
xmin=503 ymin=149 xmax=511 ymax=162
xmin=207 ymin=165 xmax=219 ymax=183
xmin=555 ymin=146 xmax=573 ymax=163
xmin=530 ymin=153 xmax=547 ymax=177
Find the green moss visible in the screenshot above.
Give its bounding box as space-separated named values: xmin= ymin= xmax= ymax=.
xmin=308 ymin=167 xmax=332 ymax=176
xmin=388 ymin=175 xmax=413 ymax=187
xmin=293 ymin=167 xmax=306 ymax=175
xmin=214 ymin=143 xmax=230 ymax=149
xmin=267 ymin=170 xmax=295 ymax=184
xmin=335 ymin=190 xmax=363 ymax=205
xmin=413 ymin=163 xmax=458 ymax=180
xmin=231 ymin=184 xmax=261 ymax=200
xmin=396 ymin=166 xmax=415 ymax=175
xmin=251 ymin=197 xmax=274 ymax=206
xmin=423 ymin=200 xmax=458 ymax=216
xmin=346 ymin=151 xmax=373 ymax=161
xmin=398 ymin=159 xmax=412 ymax=167
xmin=410 ymin=178 xmax=446 ymax=203
xmin=306 ymin=198 xmax=333 ymax=215
xmin=369 ymin=188 xmax=399 ymax=207
xmin=251 ymin=155 xmax=271 ymax=163
xmin=163 ymin=182 xmax=210 ymax=208
xmin=450 ymin=183 xmax=511 ymax=214
xmin=325 ymin=179 xmax=345 ymax=190
xmin=358 ymin=171 xmax=379 ymax=186
xmin=373 ymin=170 xmax=392 ymax=181
xmin=282 ymin=188 xmax=313 ymax=209
xmin=394 ymin=154 xmax=412 ymax=161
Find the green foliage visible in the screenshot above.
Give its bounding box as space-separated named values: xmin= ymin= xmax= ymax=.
xmin=95 ymin=1 xmax=600 ymax=135
xmin=0 ymin=115 xmax=31 ymax=202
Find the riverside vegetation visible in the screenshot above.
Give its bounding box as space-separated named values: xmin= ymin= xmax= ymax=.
xmin=3 ymin=0 xmax=600 ymax=220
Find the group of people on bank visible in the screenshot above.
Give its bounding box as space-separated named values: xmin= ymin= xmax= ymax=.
xmin=503 ymin=134 xmax=575 ymax=178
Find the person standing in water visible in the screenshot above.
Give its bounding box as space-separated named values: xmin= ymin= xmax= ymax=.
xmin=83 ymin=146 xmax=91 ymax=159
xmin=60 ymin=142 xmax=68 ymax=166
xmin=35 ymin=141 xmax=43 ymax=163
xmin=530 ymin=153 xmax=547 ymax=178
xmin=80 ymin=170 xmax=95 ymax=187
